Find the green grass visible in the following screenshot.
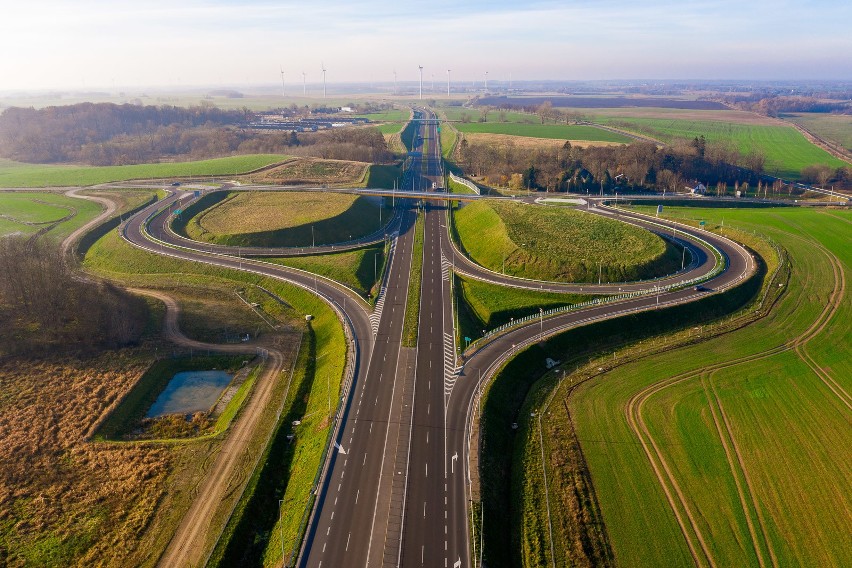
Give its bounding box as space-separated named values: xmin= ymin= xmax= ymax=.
xmin=353 ymin=109 xmax=410 ymax=122
xmin=0 ymin=191 xmax=104 ymax=240
xmin=598 ymin=117 xmax=849 ymax=179
xmin=402 ymin=211 xmax=424 ymax=347
xmin=266 ymin=242 xmax=387 ymax=299
xmin=782 ymin=112 xmax=852 ymax=153
xmin=0 ymin=154 xmax=289 ymax=187
xmin=375 ymin=122 xmax=404 ymax=134
xmin=365 ymin=164 xmax=402 ymax=189
xmin=440 ymin=124 xmax=459 ymax=159
xmin=455 ymin=274 xmax=594 ymax=345
xmin=549 ymin=207 xmax=852 ymax=567
xmin=453 ymin=122 xmax=631 ymax=143
xmin=182 ymin=191 xmax=386 ymax=247
xmin=440 ymin=107 xmax=541 ymax=124
xmin=453 ymin=201 xmax=681 ymax=283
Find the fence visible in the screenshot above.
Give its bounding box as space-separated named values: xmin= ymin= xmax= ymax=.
xmin=449 ymin=173 xmax=480 ymax=195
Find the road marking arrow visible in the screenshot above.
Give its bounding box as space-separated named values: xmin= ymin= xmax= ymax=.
xmin=335 ymin=442 xmax=347 ymax=455
xmin=454 ymin=558 xmax=462 ymax=568
xmin=451 ymin=452 xmax=458 ymax=474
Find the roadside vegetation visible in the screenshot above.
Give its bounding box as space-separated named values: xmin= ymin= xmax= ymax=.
xmin=266 ymin=242 xmax=388 ymax=299
xmin=453 ymin=201 xmax=681 ymax=283
xmin=182 ymin=191 xmax=387 ymax=248
xmin=402 ymin=210 xmax=424 ymax=347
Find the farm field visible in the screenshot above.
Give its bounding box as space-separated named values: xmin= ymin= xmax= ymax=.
xmin=183 ymin=191 xmax=385 ymax=247
xmin=595 ymin=117 xmax=849 ymax=178
xmin=0 ymin=191 xmax=100 ymax=239
xmin=453 ymin=201 xmax=681 ymax=283
xmin=0 ymin=155 xmax=289 ymax=188
xmin=529 ymin=206 xmax=850 ymax=567
xmin=453 ymin=122 xmax=631 ymax=143
xmin=782 ymin=112 xmax=852 ymax=153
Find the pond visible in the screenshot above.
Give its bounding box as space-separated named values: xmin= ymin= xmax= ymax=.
xmin=146 ymin=370 xmax=233 ymax=417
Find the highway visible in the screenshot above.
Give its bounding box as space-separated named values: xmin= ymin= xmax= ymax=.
xmin=115 ymin=106 xmax=757 ymax=567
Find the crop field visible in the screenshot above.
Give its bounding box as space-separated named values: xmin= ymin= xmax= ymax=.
xmin=265 ymin=243 xmax=387 ymax=299
xmin=439 ymin=107 xmax=540 ymax=124
xmin=184 ymin=191 xmax=385 ymax=247
xmin=453 ymin=201 xmax=681 ymax=283
xmin=539 ymin=206 xmax=851 ymax=567
xmin=596 ymin=117 xmax=849 ymax=178
xmin=453 ymin=122 xmax=631 ymax=143
xmin=0 ymin=155 xmax=289 ymax=188
xmin=0 ymin=191 xmax=99 ymax=239
xmin=783 ymin=112 xmax=852 ymax=153
xmin=245 ymin=157 xmax=367 ymax=185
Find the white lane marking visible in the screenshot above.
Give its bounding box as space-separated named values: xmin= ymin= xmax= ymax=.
xmin=425 ymin=463 xmax=428 ymax=477
xmin=331 ymin=511 xmax=335 ymax=520
xmin=346 ymin=532 xmax=352 ymax=551
xmin=423 ymin=501 xmax=427 ymax=518
xmin=363 ymin=453 xmax=367 ymax=466
xmin=356 ymin=489 xmax=360 ymax=504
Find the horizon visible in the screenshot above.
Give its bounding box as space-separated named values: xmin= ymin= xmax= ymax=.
xmin=2 ymin=1 xmax=851 ymax=91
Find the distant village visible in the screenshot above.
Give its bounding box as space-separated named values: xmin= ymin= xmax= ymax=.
xmin=246 ymin=107 xmax=371 ymax=132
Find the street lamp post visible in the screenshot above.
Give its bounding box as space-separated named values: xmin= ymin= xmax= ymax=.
xmin=539 ymin=307 xmax=544 ymax=341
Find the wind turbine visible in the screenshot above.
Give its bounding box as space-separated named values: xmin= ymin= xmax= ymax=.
xmin=279 ymin=67 xmax=286 ymax=97
xmin=393 ymin=70 xmax=397 ymax=95
xmin=431 ymin=73 xmax=435 ymax=92
xmin=485 ymin=71 xmax=489 ymax=92
xmin=302 ymin=71 xmax=307 ymax=96
xmin=418 ymin=65 xmax=423 ymax=100
xmin=321 ymin=62 xmax=327 ymax=98
xmin=447 ymin=69 xmax=451 ymax=96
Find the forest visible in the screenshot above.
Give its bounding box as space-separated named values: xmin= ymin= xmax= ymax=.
xmin=0 ymin=102 xmax=393 ymax=165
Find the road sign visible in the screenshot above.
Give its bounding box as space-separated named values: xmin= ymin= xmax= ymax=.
xmin=194 ymin=190 xmax=200 ymax=197
xmin=699 ymin=220 xmax=706 ymax=229
xmin=173 ymin=209 xmax=182 ymax=215
xmin=656 ymin=204 xmax=663 ymax=215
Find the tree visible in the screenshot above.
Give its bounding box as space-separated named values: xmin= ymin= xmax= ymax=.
xmin=536 ymin=101 xmax=553 ymax=124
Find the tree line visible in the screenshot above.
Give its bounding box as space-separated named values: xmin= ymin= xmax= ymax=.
xmin=0 ymin=102 xmax=393 ymax=165
xmin=458 ymin=136 xmax=811 ymax=194
xmin=0 ymin=237 xmax=148 ymax=358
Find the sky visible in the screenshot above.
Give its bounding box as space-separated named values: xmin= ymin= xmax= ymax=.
xmin=1 ymin=0 xmax=850 ymax=91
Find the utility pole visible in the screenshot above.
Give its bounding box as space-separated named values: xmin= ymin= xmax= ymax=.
xmin=393 ymin=70 xmax=397 ymax=94
xmin=418 ymin=65 xmax=423 ymax=100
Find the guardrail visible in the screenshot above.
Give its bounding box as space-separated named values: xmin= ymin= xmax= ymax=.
xmin=449 ymin=173 xmax=480 ymax=195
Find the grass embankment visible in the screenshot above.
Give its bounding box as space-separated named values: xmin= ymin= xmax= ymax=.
xmin=94 ymin=355 xmax=250 ymax=440
xmin=402 ymin=211 xmax=424 ymax=347
xmin=266 ymin=242 xmax=387 ymax=299
xmin=480 ymin=226 xmax=774 ymax=568
xmin=245 ymin=158 xmax=366 ymax=186
xmin=519 ymin=206 xmax=851 ymax=567
xmin=454 ymin=122 xmax=631 ymax=143
xmin=455 ymin=274 xmax=593 ymax=343
xmin=598 ymin=117 xmax=849 ymax=179
xmin=84 ymin=227 xmax=348 ymax=566
xmin=454 ymin=201 xmax=682 ymax=283
xmin=0 ymin=154 xmax=289 ymax=187
xmin=364 ymin=164 xmax=402 ymax=189
xmin=182 ymin=191 xmax=386 ymax=248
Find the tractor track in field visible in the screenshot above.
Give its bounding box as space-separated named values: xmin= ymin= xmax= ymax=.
xmin=625 ymin=223 xmax=846 ymax=567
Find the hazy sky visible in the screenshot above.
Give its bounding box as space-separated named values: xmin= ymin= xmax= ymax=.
xmin=1 ymin=0 xmax=850 ymax=90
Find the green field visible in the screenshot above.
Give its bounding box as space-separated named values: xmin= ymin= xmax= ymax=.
xmin=526 ymin=206 xmax=851 ymax=567
xmin=375 ymin=122 xmax=404 ymax=134
xmin=453 ymin=201 xmax=681 ymax=283
xmin=402 ymin=211 xmax=424 ymax=347
xmin=453 ymin=122 xmax=631 ymax=143
xmin=353 ymin=108 xmax=410 ymax=123
xmin=598 ymin=117 xmax=849 ymax=178
xmin=440 ymin=107 xmax=540 ymax=124
xmin=0 ymin=154 xmax=289 ymax=187
xmin=783 ymin=113 xmax=852 ymax=153
xmin=266 ymin=243 xmax=387 ymax=299
xmin=183 ymin=191 xmax=386 ymax=247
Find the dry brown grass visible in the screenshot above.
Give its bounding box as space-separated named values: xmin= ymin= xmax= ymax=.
xmin=462 ymin=132 xmax=624 ymax=150
xmin=0 ymin=352 xmax=171 ymax=567
xmin=246 ymin=157 xmax=367 ymax=185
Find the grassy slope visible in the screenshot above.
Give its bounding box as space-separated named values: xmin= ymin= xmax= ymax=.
xmin=454 ymin=122 xmax=630 ymax=143
xmin=454 ymin=201 xmax=681 ymax=283
xmin=0 ymin=191 xmax=101 ymax=239
xmin=598 ymin=117 xmax=849 ymax=178
xmin=266 ymin=243 xmax=387 ymax=298
xmin=0 ymin=154 xmax=289 ymax=187
xmin=568 ymin=207 xmax=851 ymax=567
xmin=185 ymin=191 xmax=384 ymax=247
